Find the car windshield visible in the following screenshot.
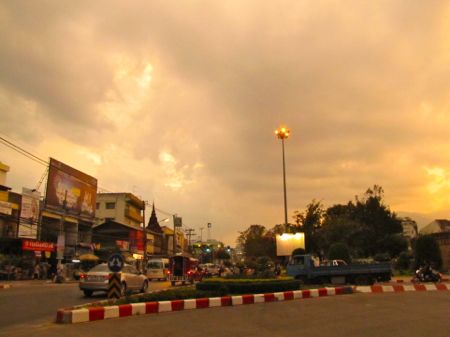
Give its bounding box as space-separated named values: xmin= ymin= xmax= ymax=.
xmin=89 ymin=264 xmax=109 ymax=272
xmin=148 ymin=262 xmax=162 ymax=269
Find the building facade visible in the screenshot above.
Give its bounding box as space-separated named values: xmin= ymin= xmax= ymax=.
xmin=420 ymin=219 xmax=450 ymax=271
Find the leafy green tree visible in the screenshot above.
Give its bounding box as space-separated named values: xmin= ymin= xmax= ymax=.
xmin=215 ymin=248 xmax=231 ymax=261
xmin=237 ymin=225 xmax=275 ymax=259
xmin=293 ymin=199 xmax=324 ymax=253
xmin=414 ymin=235 xmax=443 ymax=270
xmin=328 ymin=242 xmax=351 ymax=263
xmin=317 ymin=185 xmax=404 ymax=258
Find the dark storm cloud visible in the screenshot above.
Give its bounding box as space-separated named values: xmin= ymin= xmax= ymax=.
xmin=1 ymin=1 xmax=449 ymax=243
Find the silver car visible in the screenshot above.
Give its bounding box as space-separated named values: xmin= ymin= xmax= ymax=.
xmin=79 ymin=263 xmax=148 ymax=297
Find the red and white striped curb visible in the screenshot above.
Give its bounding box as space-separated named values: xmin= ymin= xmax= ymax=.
xmin=0 ymin=284 xmax=12 ymax=289
xmin=56 ymin=286 xmax=353 ymax=324
xmin=356 ymin=283 xmax=449 ymax=293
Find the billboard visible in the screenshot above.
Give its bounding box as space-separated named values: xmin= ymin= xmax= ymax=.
xmin=45 ymin=158 xmax=97 ymax=218
xmin=18 ymin=188 xmax=40 ymax=239
xmin=276 ymin=233 xmax=305 ymax=256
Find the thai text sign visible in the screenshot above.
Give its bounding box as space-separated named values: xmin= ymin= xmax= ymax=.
xmin=22 ymin=240 xmax=55 ymax=252
xmin=45 ymin=158 xmax=97 ymax=218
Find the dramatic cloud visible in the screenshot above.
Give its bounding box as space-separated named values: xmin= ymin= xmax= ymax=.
xmin=1 ymin=1 xmax=449 ymax=244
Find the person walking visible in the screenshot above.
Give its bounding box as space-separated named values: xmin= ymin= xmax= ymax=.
xmin=33 ymin=264 xmax=41 ymax=280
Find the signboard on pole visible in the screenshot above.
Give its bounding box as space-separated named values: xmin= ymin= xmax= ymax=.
xmin=174 ymin=216 xmax=182 ymax=227
xmin=108 ymin=254 xmax=124 ymax=273
xmin=18 ymin=188 xmax=40 ymax=239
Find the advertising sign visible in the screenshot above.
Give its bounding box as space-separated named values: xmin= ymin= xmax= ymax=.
xmin=0 ymin=201 xmax=12 ymax=215
xmin=22 ymin=240 xmax=55 ymax=252
xmin=276 ymin=233 xmax=305 ymax=256
xmin=18 ymin=188 xmax=40 ymax=239
xmin=45 ymin=158 xmax=97 ymax=218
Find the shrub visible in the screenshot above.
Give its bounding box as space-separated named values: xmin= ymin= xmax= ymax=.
xmin=328 ymin=242 xmax=351 ymax=263
xmin=196 ymin=277 xmax=300 ymax=294
xmin=395 ymin=251 xmax=411 ymax=270
xmin=374 ymin=253 xmax=391 ymax=262
xmin=414 ymin=235 xmax=443 ymax=270
xmin=292 ymin=248 xmax=306 ymax=256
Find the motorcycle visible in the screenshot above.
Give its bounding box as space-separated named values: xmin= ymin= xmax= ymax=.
xmin=412 ymin=265 xmax=441 ymax=283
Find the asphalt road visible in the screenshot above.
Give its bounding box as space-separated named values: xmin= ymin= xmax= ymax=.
xmin=1 ymin=289 xmax=449 ymax=337
xmin=0 ymin=280 xmax=170 ymax=332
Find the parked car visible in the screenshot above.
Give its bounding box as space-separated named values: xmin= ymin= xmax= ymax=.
xmin=79 ymin=263 xmax=148 ymax=297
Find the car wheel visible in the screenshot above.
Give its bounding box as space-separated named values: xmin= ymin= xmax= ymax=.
xmin=83 ymin=290 xmax=93 ymax=297
xmin=141 ymin=280 xmax=149 ymax=293
xmin=120 ymin=282 xmax=127 ymax=296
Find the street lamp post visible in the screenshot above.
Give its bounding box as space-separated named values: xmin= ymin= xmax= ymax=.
xmin=275 ymin=126 xmax=290 ymax=227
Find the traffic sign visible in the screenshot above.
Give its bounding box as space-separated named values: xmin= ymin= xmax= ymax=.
xmin=108 ymin=272 xmax=122 ymax=299
xmin=108 ymin=253 xmax=124 ymax=273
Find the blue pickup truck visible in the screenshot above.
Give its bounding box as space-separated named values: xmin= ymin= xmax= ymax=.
xmin=286 ymin=254 xmax=391 ymax=285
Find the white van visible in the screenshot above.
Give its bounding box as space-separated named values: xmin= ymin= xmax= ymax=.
xmin=146 ymin=258 xmax=170 ymax=281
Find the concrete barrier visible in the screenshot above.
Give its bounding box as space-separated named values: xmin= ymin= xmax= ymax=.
xmin=56 ymin=286 xmax=354 ymax=324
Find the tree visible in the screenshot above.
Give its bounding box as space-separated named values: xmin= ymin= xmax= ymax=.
xmin=293 ymin=199 xmax=324 ymax=253
xmin=328 ymin=242 xmax=351 ymax=263
xmin=215 ymin=248 xmax=231 ymax=261
xmin=414 ymin=235 xmax=443 ymax=270
xmin=318 ymin=185 xmax=404 ymax=258
xmin=237 ymin=225 xmax=275 ymax=259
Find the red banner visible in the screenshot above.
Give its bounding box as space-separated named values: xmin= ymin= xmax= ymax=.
xmin=129 ymin=230 xmax=144 ymax=251
xmin=22 ymin=240 xmax=55 ymax=252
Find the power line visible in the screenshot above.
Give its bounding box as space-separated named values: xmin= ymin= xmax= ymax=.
xmin=0 ymin=136 xmax=48 ymax=166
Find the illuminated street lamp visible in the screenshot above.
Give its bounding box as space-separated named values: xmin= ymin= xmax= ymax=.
xmin=275 ymin=126 xmax=290 ymax=227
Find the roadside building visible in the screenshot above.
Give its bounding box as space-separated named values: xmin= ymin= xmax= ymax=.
xmin=420 ymin=219 xmax=450 ymax=271
xmin=161 ymin=226 xmax=187 ymax=256
xmin=92 ymin=220 xmax=144 ymax=264
xmin=94 ymin=193 xmax=145 ymax=264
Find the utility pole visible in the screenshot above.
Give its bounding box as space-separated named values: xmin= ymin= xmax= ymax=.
xmin=207 ymin=222 xmax=212 ymax=241
xmin=142 ymin=201 xmax=147 ymax=273
xmin=199 ymin=227 xmax=204 ymax=242
xmin=57 ymin=190 xmax=68 ymax=268
xmin=184 ymin=228 xmax=195 ymax=251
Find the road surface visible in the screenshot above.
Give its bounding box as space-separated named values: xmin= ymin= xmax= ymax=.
xmin=1 ymin=288 xmax=449 ymax=337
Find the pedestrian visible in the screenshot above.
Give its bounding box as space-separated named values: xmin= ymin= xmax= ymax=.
xmin=33 ymin=264 xmax=41 ymax=280
xmin=41 ymin=263 xmax=48 ymax=280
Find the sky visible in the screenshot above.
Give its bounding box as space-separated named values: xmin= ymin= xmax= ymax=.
xmin=1 ymin=1 xmax=449 ymax=246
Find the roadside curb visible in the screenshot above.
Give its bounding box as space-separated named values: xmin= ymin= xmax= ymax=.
xmin=0 ymin=284 xmax=12 ymax=289
xmin=56 ymin=286 xmax=353 ymax=324
xmin=355 ymin=283 xmax=449 ymax=293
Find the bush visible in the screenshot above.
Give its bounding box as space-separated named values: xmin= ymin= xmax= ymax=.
xmin=328 ymin=242 xmax=351 ymax=263
xmin=395 ymin=252 xmax=411 ymax=270
xmin=196 ymin=277 xmax=300 ymax=294
xmin=374 ymin=253 xmax=391 ymax=262
xmin=414 ymin=235 xmax=443 ymax=270
xmin=292 ymin=248 xmax=305 ymax=256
